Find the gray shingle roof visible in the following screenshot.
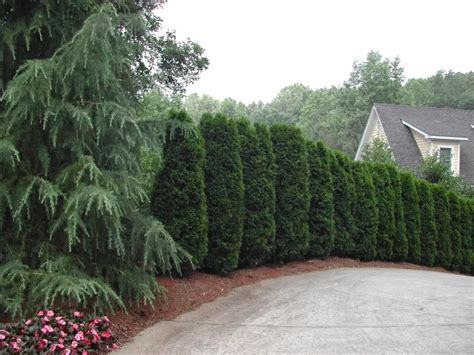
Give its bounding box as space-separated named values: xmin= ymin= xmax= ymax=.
xmin=374 ymin=103 xmax=474 ymax=183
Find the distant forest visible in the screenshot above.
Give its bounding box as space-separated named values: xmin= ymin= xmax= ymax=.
xmin=152 ymin=51 xmax=474 ymax=156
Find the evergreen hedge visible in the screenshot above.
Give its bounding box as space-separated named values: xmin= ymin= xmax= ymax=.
xmin=416 ymin=180 xmax=437 ymax=266
xmin=400 ymin=173 xmax=422 ymax=264
xmin=270 ymin=124 xmax=310 ymax=262
xmin=447 ymin=192 xmax=463 ymax=271
xmin=200 ymin=113 xmax=244 ymax=274
xmin=351 ymin=162 xmax=378 ymax=260
xmin=386 ymin=165 xmax=408 ymax=261
xmin=237 ymin=119 xmax=275 ymax=267
xmin=306 ymin=141 xmax=335 ymax=257
xmin=431 ymin=184 xmax=452 ymax=268
xmin=370 ymin=164 xmax=395 ymax=260
xmin=330 ymin=151 xmax=356 ymax=257
xmin=459 ymin=199 xmax=473 ymax=274
xmin=151 ymin=110 xmax=208 ymax=271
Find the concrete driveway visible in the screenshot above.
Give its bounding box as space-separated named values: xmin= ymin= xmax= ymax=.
xmin=116 ymin=268 xmax=474 ymax=354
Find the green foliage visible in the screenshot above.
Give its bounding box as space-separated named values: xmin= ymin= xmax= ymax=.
xmin=386 ymin=165 xmax=408 ymax=261
xmin=400 ymin=173 xmax=422 ymax=264
xmin=200 ymin=114 xmax=244 ymax=274
xmin=351 ymin=162 xmax=378 ymax=260
xmin=306 ymin=141 xmax=335 ymax=257
xmin=447 ymin=192 xmax=463 ymax=271
xmin=236 ymin=119 xmax=275 ymax=267
xmin=0 ymin=2 xmax=208 ymax=316
xmin=151 ymin=110 xmax=208 ymax=271
xmin=330 ymin=152 xmax=355 ymax=257
xmin=370 ymin=164 xmax=395 ymax=260
xmin=431 ymin=185 xmax=452 ymax=268
xmin=416 ymin=180 xmax=437 ymax=266
xmin=270 ymin=124 xmax=310 ymax=262
xmin=362 ymin=138 xmax=394 ymax=164
xmin=459 ymin=199 xmax=473 ymax=274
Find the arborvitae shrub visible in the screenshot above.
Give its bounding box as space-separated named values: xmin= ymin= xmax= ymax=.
xmin=306 ymin=141 xmax=335 ymax=258
xmin=330 ymin=152 xmax=355 ymax=257
xmin=270 ymin=124 xmax=310 ymax=262
xmin=370 ymin=164 xmax=395 ymax=260
xmin=200 ymin=113 xmax=244 ymax=274
xmin=459 ymin=198 xmax=473 ymax=274
xmin=430 ymin=184 xmax=452 ymax=268
xmin=400 ymin=172 xmax=422 ymax=264
xmin=151 ymin=110 xmax=208 ymax=271
xmin=416 ymin=180 xmax=437 ymax=266
xmin=236 ymin=119 xmax=275 ymax=267
xmin=254 ymin=122 xmax=277 ymax=259
xmin=386 ymin=165 xmax=408 ymax=261
xmin=351 ymin=162 xmax=378 ymax=261
xmin=447 ymin=192 xmax=462 ymax=271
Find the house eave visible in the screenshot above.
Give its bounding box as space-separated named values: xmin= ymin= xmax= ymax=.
xmin=401 ymin=120 xmax=469 ymax=141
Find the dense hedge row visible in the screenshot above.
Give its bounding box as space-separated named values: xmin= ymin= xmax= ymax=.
xmin=152 ymin=113 xmax=474 ymax=275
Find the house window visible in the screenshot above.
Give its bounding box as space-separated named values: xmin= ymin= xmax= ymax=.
xmin=439 ymin=147 xmax=452 ymax=170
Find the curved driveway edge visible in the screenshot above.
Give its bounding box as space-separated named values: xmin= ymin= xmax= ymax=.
xmin=116 ymin=267 xmax=474 ymax=354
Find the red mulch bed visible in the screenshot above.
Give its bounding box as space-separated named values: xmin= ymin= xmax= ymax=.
xmin=109 ymin=257 xmax=453 ymax=346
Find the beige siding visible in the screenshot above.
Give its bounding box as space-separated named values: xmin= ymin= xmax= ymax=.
xmin=411 ymin=130 xmax=431 ymax=157
xmin=369 ymin=117 xmax=389 ymax=143
xmin=431 ymin=140 xmax=460 ymax=176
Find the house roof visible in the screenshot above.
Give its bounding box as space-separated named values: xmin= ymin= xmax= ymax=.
xmin=373 ymin=103 xmax=474 ymax=183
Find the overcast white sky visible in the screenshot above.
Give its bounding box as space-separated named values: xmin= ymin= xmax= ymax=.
xmin=160 ymin=0 xmax=474 ymax=104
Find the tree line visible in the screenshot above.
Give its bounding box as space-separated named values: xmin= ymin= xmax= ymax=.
xmin=152 ymin=111 xmax=474 ymax=276
xmin=180 ymin=52 xmax=474 ymax=156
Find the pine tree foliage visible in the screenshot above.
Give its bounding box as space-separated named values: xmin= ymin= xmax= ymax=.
xmin=400 ymin=172 xmax=422 ymax=264
xmin=431 ymin=185 xmax=452 ymax=268
xmin=151 ymin=110 xmax=208 ymax=271
xmin=306 ymin=141 xmax=335 ymax=257
xmin=0 ymin=2 xmax=208 ymax=316
xmin=370 ymin=164 xmax=395 ymax=260
xmin=351 ymin=162 xmax=378 ymax=260
xmin=416 ymin=180 xmax=437 ymax=266
xmin=386 ymin=165 xmax=408 ymax=261
xmin=237 ymin=119 xmax=275 ymax=267
xmin=270 ymin=124 xmax=310 ymax=262
xmin=330 ymin=151 xmax=356 ymax=257
xmin=200 ymin=114 xmax=244 ymax=274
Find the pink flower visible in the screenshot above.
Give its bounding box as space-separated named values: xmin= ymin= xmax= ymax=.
xmin=60 ymin=331 xmax=67 ymax=338
xmin=37 ymin=311 xmax=44 ymax=316
xmin=0 ymin=334 xmax=5 ymax=341
xmin=63 ymin=349 xmax=71 ymax=355
xmin=42 ymin=316 xmax=50 ymax=323
xmin=41 ymin=325 xmax=54 ymax=334
xmin=112 ymin=343 xmax=119 ymax=349
xmin=56 ymin=343 xmax=65 ymax=349
xmin=37 ymin=338 xmax=48 ymax=349
xmin=46 ymin=310 xmax=55 ymax=317
xmin=71 ymin=340 xmax=78 ymax=348
xmin=100 ymin=330 xmax=111 ymax=339
xmin=72 ymin=324 xmax=79 ymax=331
xmin=74 ymin=331 xmax=84 ymax=342
xmin=103 ymin=316 xmax=110 ymax=323
xmin=57 ymin=319 xmax=66 ymax=326
xmin=82 ymin=349 xmax=88 ymax=355
xmin=24 ymin=319 xmax=32 ymax=326
xmin=73 ymin=311 xmax=83 ymax=318
xmin=58 ymin=338 xmax=65 ymax=344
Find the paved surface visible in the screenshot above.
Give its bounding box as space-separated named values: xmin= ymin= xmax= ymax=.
xmin=116 ymin=268 xmax=474 ymax=354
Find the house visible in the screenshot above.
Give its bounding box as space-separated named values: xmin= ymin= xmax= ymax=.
xmin=355 ymin=103 xmax=474 ymax=184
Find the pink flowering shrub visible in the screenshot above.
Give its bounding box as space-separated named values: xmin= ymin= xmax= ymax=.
xmin=0 ymin=310 xmax=119 ymax=354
